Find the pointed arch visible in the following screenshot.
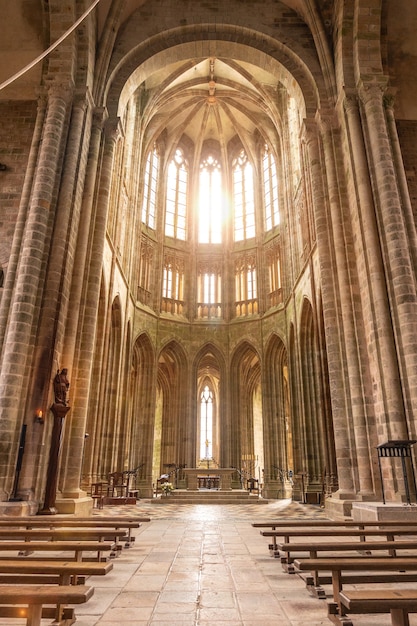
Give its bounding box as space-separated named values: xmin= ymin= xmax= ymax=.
xmin=130 ymin=332 xmax=156 ymax=496
xmin=229 ymin=341 xmax=262 ymax=480
xmin=156 ymin=340 xmax=189 ymax=480
xmin=263 ymin=332 xmax=292 ymax=498
xmin=192 ymin=342 xmax=227 ymax=468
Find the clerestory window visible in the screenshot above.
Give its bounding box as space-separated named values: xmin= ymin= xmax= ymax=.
xmin=263 ymin=144 xmax=280 ymax=231
xmin=165 ymin=148 xmax=187 ymax=240
xmin=141 ymin=146 xmax=159 ymax=229
xmin=233 ymin=149 xmax=255 ymax=242
xmin=198 ymin=155 xmax=223 ymax=244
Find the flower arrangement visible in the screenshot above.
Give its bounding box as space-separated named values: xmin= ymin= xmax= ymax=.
xmin=161 ymin=481 xmax=174 ymax=496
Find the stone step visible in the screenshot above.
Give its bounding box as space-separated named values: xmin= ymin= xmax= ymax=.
xmin=151 ymin=490 xmax=268 ymax=505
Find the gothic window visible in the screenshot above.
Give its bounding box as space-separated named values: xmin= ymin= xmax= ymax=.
xmin=198 ymin=155 xmax=222 ymax=244
xmin=197 ymin=262 xmax=222 ymax=319
xmin=235 ymin=254 xmax=258 ymax=317
xmin=200 ymin=384 xmax=213 ymax=460
xmin=266 ymin=244 xmax=283 ymax=307
xmin=263 ymin=144 xmax=280 ymax=231
xmin=233 ymin=149 xmax=255 ymax=242
xmin=161 ymin=253 xmax=185 ymax=315
xmin=137 ymin=237 xmax=154 ymax=306
xmin=165 ymin=148 xmax=187 ymax=240
xmin=141 ymin=146 xmax=159 ymax=229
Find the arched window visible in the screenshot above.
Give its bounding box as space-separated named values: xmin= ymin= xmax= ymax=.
xmin=141 ymin=146 xmax=159 ymax=229
xmin=200 ymin=384 xmax=213 ymax=459
xmin=266 ymin=243 xmax=283 ymax=307
xmin=233 ymin=149 xmax=255 ymax=242
xmin=235 ymin=254 xmax=258 ymax=317
xmin=197 ymin=261 xmax=222 ymax=319
xmin=263 ymin=144 xmax=280 ymax=231
xmin=198 ymin=155 xmax=222 ymax=244
xmin=165 ymin=148 xmax=187 ymax=240
xmin=161 ymin=253 xmax=185 ymax=315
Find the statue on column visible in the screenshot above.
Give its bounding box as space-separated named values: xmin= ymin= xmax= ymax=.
xmin=53 ymin=368 xmax=70 ymax=406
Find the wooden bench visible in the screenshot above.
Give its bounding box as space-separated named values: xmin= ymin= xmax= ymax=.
xmin=0 ymin=516 xmax=149 ymax=547
xmin=0 ymin=584 xmax=94 ymax=626
xmin=276 ymin=539 xmax=417 ymax=573
xmin=0 ymin=558 xmax=112 ymax=585
xmin=0 ymin=540 xmax=116 ymax=562
xmin=0 ymin=527 xmax=128 ymax=541
xmin=339 ymin=589 xmax=417 ymax=626
xmin=253 ymin=520 xmax=417 ymax=552
xmin=260 ymin=527 xmax=417 ymax=554
xmin=293 ymin=556 xmax=417 ymax=624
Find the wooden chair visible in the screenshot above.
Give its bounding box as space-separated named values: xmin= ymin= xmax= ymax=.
xmin=107 ymin=472 xmax=129 ymax=498
xmin=90 ymin=482 xmax=107 ymax=509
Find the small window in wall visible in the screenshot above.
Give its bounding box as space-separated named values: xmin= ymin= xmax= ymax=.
xmin=200 ymin=385 xmax=213 ymax=460
xmin=233 ymin=149 xmax=255 ymax=242
xmin=198 ymin=155 xmax=223 ymax=244
xmin=263 ymin=144 xmax=280 ymax=231
xmin=266 ymin=244 xmax=283 ymax=308
xmin=137 ymin=238 xmax=154 ymax=307
xmin=235 ymin=255 xmax=258 ymax=317
xmin=141 ymin=146 xmax=159 ymax=229
xmin=165 ymin=148 xmax=187 ymax=240
xmin=197 ymin=262 xmax=222 ymax=319
xmin=161 ymin=253 xmax=185 ymax=315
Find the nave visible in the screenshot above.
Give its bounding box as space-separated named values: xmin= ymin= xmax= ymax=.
xmin=3 ymin=499 xmax=413 ymax=626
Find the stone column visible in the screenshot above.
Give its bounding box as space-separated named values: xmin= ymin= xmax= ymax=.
xmin=302 ymin=119 xmax=356 ymax=497
xmin=318 ymin=110 xmax=375 ymax=497
xmin=344 ymin=90 xmax=408 ymax=439
xmin=0 ymin=84 xmax=72 ymax=502
xmin=57 ymin=116 xmax=119 ymax=506
xmin=0 ymin=95 xmax=47 ymax=352
xmin=359 ymin=83 xmax=417 ymax=430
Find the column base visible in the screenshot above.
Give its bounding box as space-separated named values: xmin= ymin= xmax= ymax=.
xmin=54 ymin=496 xmax=94 ymax=516
xmin=0 ymin=500 xmax=39 ymax=517
xmin=352 ymin=501 xmax=417 ymax=522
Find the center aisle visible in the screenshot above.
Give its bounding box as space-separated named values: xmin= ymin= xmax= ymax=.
xmin=66 ymin=500 xmax=392 ymax=625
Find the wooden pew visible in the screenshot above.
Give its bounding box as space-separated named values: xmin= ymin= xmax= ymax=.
xmin=260 ymin=527 xmax=417 ymax=554
xmin=253 ymin=520 xmax=417 ymax=551
xmin=0 ymin=558 xmax=113 ymax=585
xmin=0 ymin=529 xmax=128 ymax=561
xmin=293 ymin=556 xmax=417 ymax=623
xmin=276 ymin=539 xmax=417 ymax=572
xmin=339 ymin=589 xmax=417 ymax=626
xmin=0 ymin=540 xmax=115 ymax=562
xmin=0 ymin=584 xmax=93 ymax=626
xmin=0 ymin=516 xmax=150 ymax=547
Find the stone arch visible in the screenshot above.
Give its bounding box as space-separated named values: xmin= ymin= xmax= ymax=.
xmin=263 ymin=332 xmax=292 ymax=498
xmin=229 ymin=340 xmax=262 ymax=479
xmin=156 ymin=339 xmax=189 ymax=476
xmin=298 ymin=296 xmax=326 ymax=501
xmin=130 ymin=332 xmax=156 ymax=496
xmin=192 ymin=342 xmax=227 ymax=468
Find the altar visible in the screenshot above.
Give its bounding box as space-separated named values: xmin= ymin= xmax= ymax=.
xmin=183 ymin=468 xmax=235 ymax=491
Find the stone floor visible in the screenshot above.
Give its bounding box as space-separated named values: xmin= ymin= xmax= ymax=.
xmin=2 ymin=497 xmax=417 ymax=625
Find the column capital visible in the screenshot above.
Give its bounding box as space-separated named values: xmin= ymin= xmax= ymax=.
xmin=357 ymin=77 xmax=389 ymax=107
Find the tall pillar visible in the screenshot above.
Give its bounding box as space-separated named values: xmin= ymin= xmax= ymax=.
xmin=302 ymin=119 xmax=356 ymax=499
xmin=343 ymin=91 xmax=408 ymax=439
xmin=0 ymin=95 xmax=47 ymax=353
xmin=358 ymin=82 xmax=417 ymax=433
xmin=318 ymin=111 xmax=375 ymax=498
xmin=57 ymin=116 xmax=119 ymax=506
xmin=0 ymin=84 xmax=72 ymax=502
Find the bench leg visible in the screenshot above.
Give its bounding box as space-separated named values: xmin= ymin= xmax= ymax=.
xmin=27 ymin=605 xmax=42 ymax=626
xmin=391 ymin=608 xmax=410 ymax=626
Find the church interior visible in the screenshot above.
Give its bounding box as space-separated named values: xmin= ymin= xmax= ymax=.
xmin=0 ymin=0 xmax=417 ymax=525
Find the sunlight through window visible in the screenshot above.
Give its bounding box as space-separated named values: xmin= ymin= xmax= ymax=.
xmin=198 ymin=156 xmax=223 ymax=243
